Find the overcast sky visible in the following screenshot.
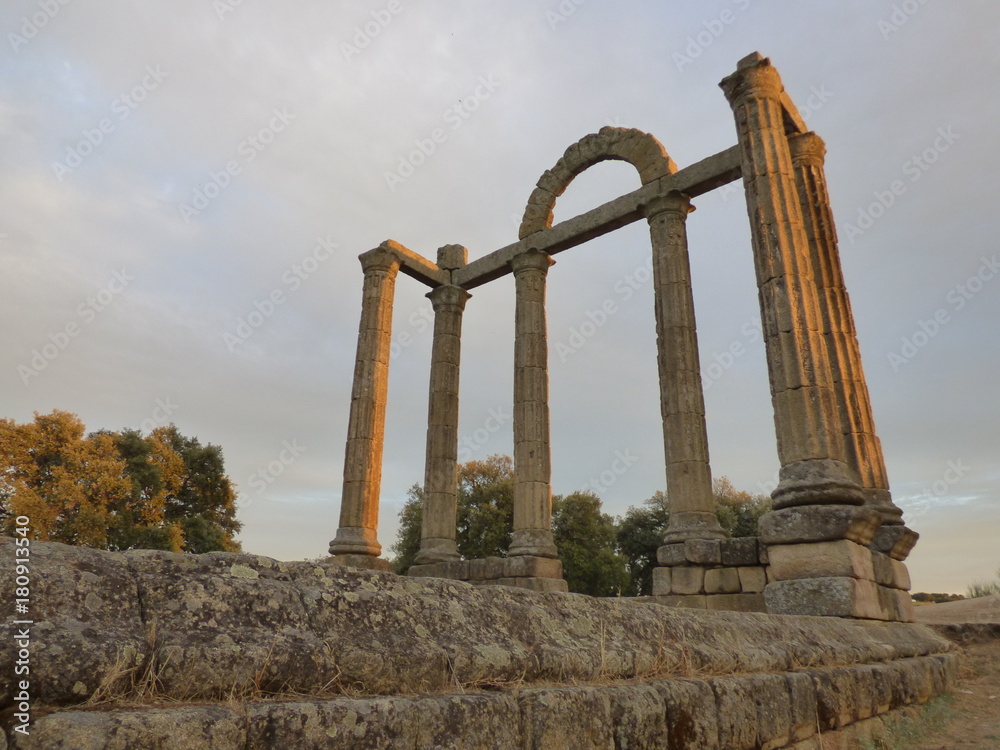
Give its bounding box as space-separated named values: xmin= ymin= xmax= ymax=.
xmin=2 ymin=1 xmax=997 ymax=594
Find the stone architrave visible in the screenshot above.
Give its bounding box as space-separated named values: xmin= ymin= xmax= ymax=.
xmin=329 ymin=247 xmax=400 ymax=560
xmin=414 ymin=273 xmax=471 ymax=564
xmin=788 ymin=133 xmax=917 ymax=555
xmin=720 ymin=53 xmax=867 ymax=519
xmin=508 ymin=248 xmax=559 ymax=559
xmin=644 ymin=191 xmax=725 ymax=543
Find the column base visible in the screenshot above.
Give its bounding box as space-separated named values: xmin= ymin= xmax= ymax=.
xmin=771 ymin=459 xmax=867 ymax=509
xmin=660 ymin=511 xmax=727 ymax=544
xmin=414 ymin=537 xmax=460 ymax=565
xmin=508 ymin=528 xmax=559 ymax=558
xmin=329 ymin=526 xmax=382 ymax=557
xmin=758 ymin=504 xmax=881 ymax=546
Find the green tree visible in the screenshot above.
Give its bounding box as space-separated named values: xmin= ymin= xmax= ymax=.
xmin=391 ymin=454 xmax=514 ymax=573
xmin=0 ymin=410 xmax=240 ymax=553
xmin=712 ymin=476 xmax=771 ymax=537
xmin=552 ymin=491 xmax=630 ymax=596
xmin=616 ymin=491 xmax=670 ymax=596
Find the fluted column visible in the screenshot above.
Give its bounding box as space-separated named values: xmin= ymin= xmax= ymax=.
xmin=789 ymin=132 xmax=917 ymax=560
xmin=509 ymin=248 xmax=558 ymax=558
xmin=645 ymin=191 xmax=725 ymax=543
xmin=330 ymin=247 xmax=400 ymax=559
xmin=720 ymin=53 xmax=867 ymax=513
xmin=415 ymin=281 xmax=471 ymax=564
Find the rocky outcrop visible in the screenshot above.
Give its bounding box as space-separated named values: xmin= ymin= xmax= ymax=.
xmin=1 ymin=539 xmax=955 ymax=749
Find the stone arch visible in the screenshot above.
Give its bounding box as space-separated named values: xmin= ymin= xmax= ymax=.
xmin=517 ymin=126 xmax=678 ymax=240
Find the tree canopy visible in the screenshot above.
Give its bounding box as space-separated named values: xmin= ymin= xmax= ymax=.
xmin=0 ymin=410 xmax=241 ymax=553
xmin=391 ymin=454 xmax=770 ymax=597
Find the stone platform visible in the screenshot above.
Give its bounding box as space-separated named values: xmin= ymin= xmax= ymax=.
xmin=1 ymin=539 xmax=953 ymax=749
xmin=407 ymin=554 xmax=568 ymax=592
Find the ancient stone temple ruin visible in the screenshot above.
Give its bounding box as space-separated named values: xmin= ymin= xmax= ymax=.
xmin=329 ymin=52 xmax=918 ymax=622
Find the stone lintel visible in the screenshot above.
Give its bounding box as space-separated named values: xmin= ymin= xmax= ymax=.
xmin=452 ymin=146 xmax=742 ymax=290
xmin=371 ymin=238 xmax=450 ymax=287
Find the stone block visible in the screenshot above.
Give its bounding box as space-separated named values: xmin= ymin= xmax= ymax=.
xmin=483 ymin=556 xmax=505 ymax=581
xmin=503 ymin=555 xmax=562 ymax=579
xmin=877 ymin=585 xmax=915 ymax=623
xmin=518 ymin=687 xmax=613 ymax=749
xmin=767 ymin=540 xmax=875 ymax=582
xmin=406 ymin=563 xmax=441 ymax=578
xmin=764 ymin=577 xmax=881 ymax=619
xmin=652 ymin=566 xmax=671 ymax=596
xmin=497 ymin=577 xmax=568 ymax=593
xmin=759 ymin=505 xmax=880 ymax=546
xmin=891 ymin=558 xmax=912 ymax=591
xmin=785 ymin=672 xmax=818 ymax=742
xmin=606 ymin=684 xmax=670 ymax=748
xmin=705 ymin=593 xmax=766 ymax=613
xmin=871 ymin=524 xmax=919 ymax=560
xmin=327 ymin=554 xmax=394 ymax=572
xmin=656 ymin=543 xmax=687 ymax=566
xmin=871 ymin=549 xmax=895 ymax=587
xmin=759 ymin=543 xmax=770 ymax=565
xmin=440 ymin=560 xmax=470 ymax=581
xmin=721 ymin=537 xmax=759 ymax=566
xmin=685 ymin=538 xmax=723 ymax=565
xmin=705 ymin=567 xmax=742 ymax=594
xmin=657 ymin=594 xmax=708 ymax=609
xmin=738 ymin=566 xmax=768 ymax=593
xmin=670 ymin=565 xmax=705 ymax=594
xmin=654 ymin=678 xmax=720 ymax=750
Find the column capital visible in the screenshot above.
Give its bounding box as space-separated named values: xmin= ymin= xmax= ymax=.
xmin=511 ymin=248 xmax=554 ymax=276
xmin=436 ymin=244 xmax=469 ymax=271
xmin=427 ymin=283 xmax=471 ymax=313
xmin=719 ymin=53 xmax=784 ymax=105
xmin=642 ymin=190 xmax=694 ymax=221
xmin=359 ymin=246 xmax=401 ymax=276
xmin=789 ymin=132 xmax=827 ymax=167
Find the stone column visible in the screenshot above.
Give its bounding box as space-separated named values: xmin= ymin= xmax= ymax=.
xmin=415 ymin=249 xmax=471 ymax=565
xmin=645 ymin=191 xmax=725 ymax=544
xmin=509 ymin=248 xmax=559 ymax=559
xmin=329 ymin=247 xmax=400 ymax=564
xmin=720 ymin=53 xmax=868 ymax=518
xmin=788 ymin=133 xmax=916 ymax=559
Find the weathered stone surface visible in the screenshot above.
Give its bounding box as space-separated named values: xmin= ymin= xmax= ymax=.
xmin=721 ymin=537 xmax=759 ymax=566
xmin=518 ymin=686 xmax=613 ymax=748
xmin=768 ymin=540 xmax=876 ymax=582
xmin=705 ymin=567 xmax=741 ymax=594
xmin=670 ymin=565 xmax=705 ymax=595
xmin=14 ymin=706 xmax=246 ymax=750
xmin=705 ymin=593 xmax=766 ymax=613
xmin=871 ymin=524 xmax=919 ymax=560
xmin=651 ymin=566 xmax=671 ymax=596
xmin=738 ymin=566 xmax=768 ymax=593
xmin=684 ymin=538 xmax=722 ymax=565
xmin=654 ymin=678 xmax=720 ymax=750
xmin=764 ymin=576 xmax=883 ymax=619
xmin=656 ymin=543 xmax=687 ymax=566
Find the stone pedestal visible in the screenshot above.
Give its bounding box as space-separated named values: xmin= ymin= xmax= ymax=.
xmin=509 ymin=249 xmax=559 ymax=559
xmin=415 ymin=248 xmax=471 ymax=565
xmin=330 ymin=247 xmax=400 ymax=560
